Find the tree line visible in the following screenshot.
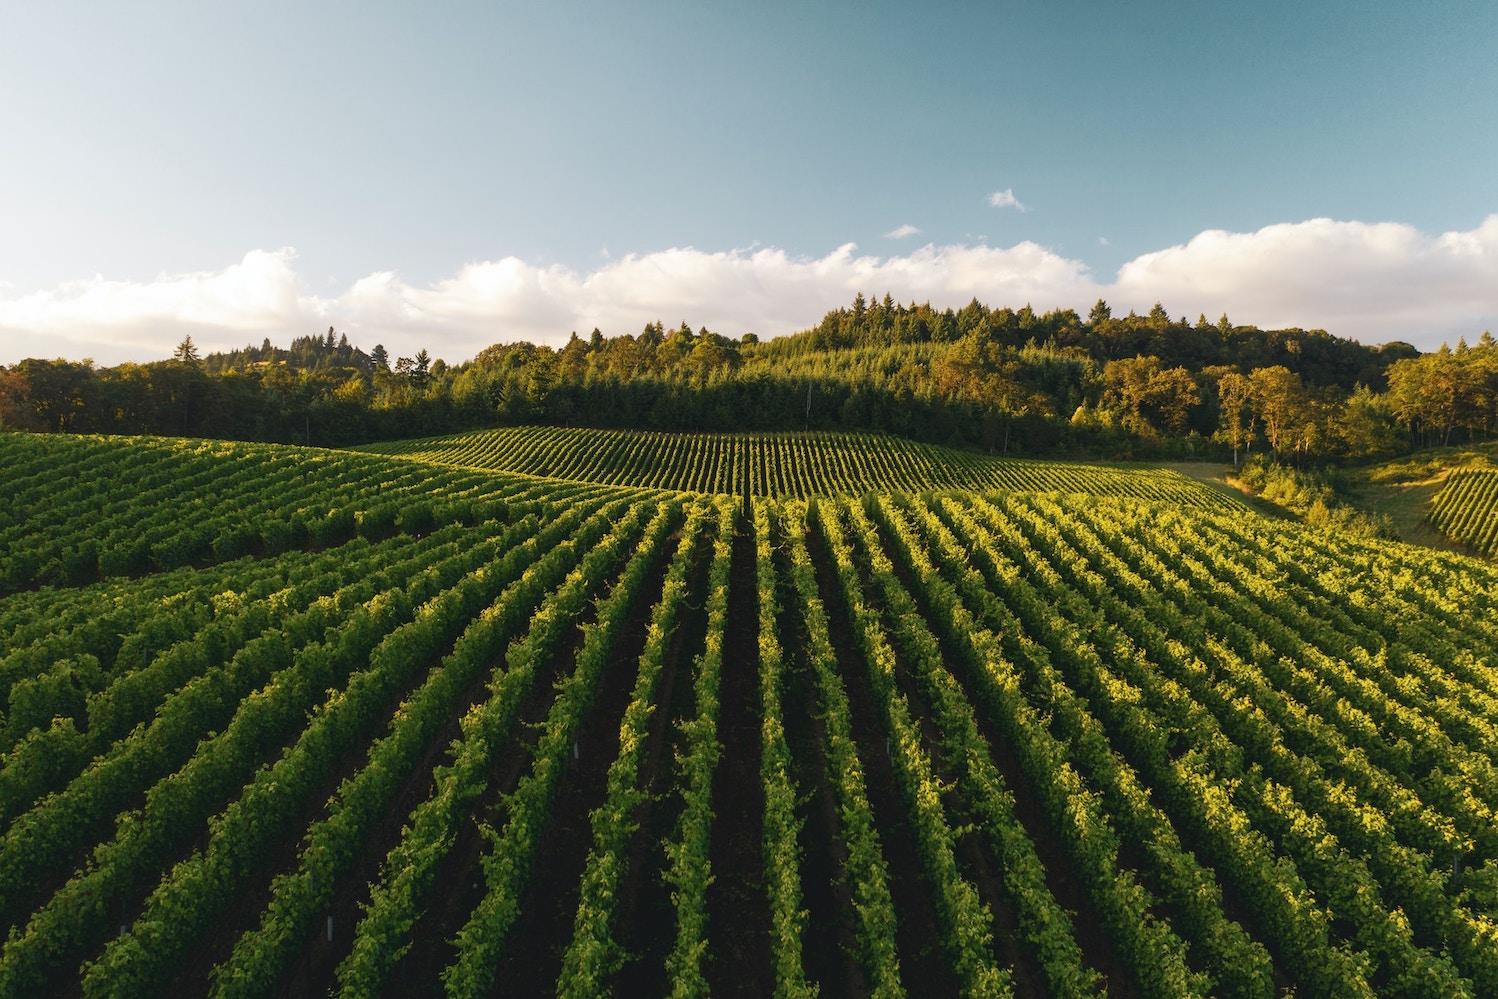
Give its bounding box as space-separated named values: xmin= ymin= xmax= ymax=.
xmin=1 ymin=298 xmax=1492 ymax=461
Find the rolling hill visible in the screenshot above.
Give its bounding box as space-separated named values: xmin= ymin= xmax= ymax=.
xmin=1 ymin=428 xmax=1495 ymax=998
xmin=352 ymin=425 xmax=1235 ymax=507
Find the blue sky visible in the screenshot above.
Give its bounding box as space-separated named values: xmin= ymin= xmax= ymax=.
xmin=2 ymin=1 xmax=1496 ymax=362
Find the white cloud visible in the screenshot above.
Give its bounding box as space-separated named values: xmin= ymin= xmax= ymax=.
xmin=0 ymin=241 xmax=1095 ymax=363
xmin=1110 ymin=216 xmax=1498 ymax=343
xmin=3 ymin=215 xmax=1497 ymax=363
xmin=1097 ymin=236 xmax=1110 ymax=247
xmin=987 ymin=188 xmax=1028 ymax=211
xmin=883 ymin=223 xmax=922 ymax=240
xmin=0 ymin=249 xmax=315 ymax=363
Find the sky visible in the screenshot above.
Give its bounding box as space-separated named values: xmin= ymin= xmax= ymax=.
xmin=1 ymin=0 xmax=1496 ymax=364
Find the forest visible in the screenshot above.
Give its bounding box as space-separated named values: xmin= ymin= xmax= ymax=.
xmin=2 ymin=295 xmax=1494 ymax=461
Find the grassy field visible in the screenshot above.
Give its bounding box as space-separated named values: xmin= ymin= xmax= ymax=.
xmin=1161 ymin=446 xmax=1498 ymax=556
xmin=2 ymin=429 xmax=1496 ymax=998
xmin=1347 ymin=442 xmax=1498 ymax=553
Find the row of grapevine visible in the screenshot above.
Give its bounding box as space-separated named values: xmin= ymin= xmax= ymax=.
xmin=859 ymin=496 xmax=1111 ymax=996
xmin=0 ymin=521 xmax=518 ymax=923
xmin=751 ymin=503 xmax=815 ymax=999
xmin=0 ymin=516 xmax=546 ymax=993
xmin=0 ymin=432 xmax=656 ymax=592
xmin=987 ymin=494 xmax=1475 ymax=994
xmin=441 ymin=500 xmax=695 ymax=996
xmin=948 ymin=494 xmax=1395 ymax=994
xmin=893 ymin=496 xmax=1216 ymax=996
xmin=905 ymin=494 xmax=1280 ymax=997
xmin=327 ymin=499 xmax=673 ymax=996
xmin=355 ymin=425 xmax=1233 ymax=506
xmin=554 ymin=506 xmax=716 ymax=996
xmin=1139 ymin=504 xmax=1498 ymax=844
xmin=658 ymin=503 xmax=735 ymax=997
xmin=777 ymin=506 xmax=904 ymax=997
xmin=76 ymin=501 xmax=625 ymax=995
xmin=200 ymin=499 xmax=662 ymax=998
xmin=1068 ymin=499 xmax=1498 ymax=990
xmin=807 ymin=500 xmax=1009 ymax=997
xmin=5 ymin=428 xmax=1498 ymax=995
xmin=0 ymin=537 xmax=321 ymax=725
xmin=1430 ymin=464 xmax=1498 ymax=556
xmin=0 ymin=529 xmax=459 ymax=826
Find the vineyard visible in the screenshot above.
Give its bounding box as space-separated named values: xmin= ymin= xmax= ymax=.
xmin=0 ymin=433 xmax=660 ymax=595
xmin=353 ymin=426 xmax=1232 ymax=506
xmin=1429 ymin=464 xmax=1498 ymax=557
xmin=2 ymin=430 xmax=1497 ymax=997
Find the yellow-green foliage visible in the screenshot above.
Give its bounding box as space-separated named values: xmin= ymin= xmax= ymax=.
xmin=355 ymin=425 xmax=1234 ymax=506
xmin=1430 ymin=464 xmax=1498 ymax=556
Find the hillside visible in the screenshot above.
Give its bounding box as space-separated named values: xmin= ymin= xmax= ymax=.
xmin=1339 ymin=442 xmax=1498 ymax=554
xmin=353 ymin=425 xmax=1236 ymax=508
xmin=1431 ymin=465 xmax=1498 ymax=556
xmin=0 ymin=432 xmax=658 ymax=594
xmin=18 ymin=293 xmax=1491 ymax=465
xmin=1 ymin=431 xmax=1496 ymax=997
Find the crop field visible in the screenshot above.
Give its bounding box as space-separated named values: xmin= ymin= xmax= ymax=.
xmin=0 ymin=433 xmax=659 ymax=595
xmin=353 ymin=426 xmax=1232 ymax=506
xmin=1429 ymin=465 xmax=1498 ymax=557
xmin=2 ymin=430 xmax=1497 ymax=998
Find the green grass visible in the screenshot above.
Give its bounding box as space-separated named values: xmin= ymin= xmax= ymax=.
xmin=1346 ymin=442 xmax=1498 ymax=554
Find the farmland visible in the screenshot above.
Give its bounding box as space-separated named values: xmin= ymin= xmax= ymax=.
xmin=354 ymin=426 xmax=1230 ymax=506
xmin=1430 ymin=465 xmax=1498 ymax=557
xmin=2 ymin=429 xmax=1497 ymax=998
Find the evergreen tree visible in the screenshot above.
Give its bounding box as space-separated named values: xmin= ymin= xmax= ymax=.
xmin=173 ymin=336 xmax=200 ymax=366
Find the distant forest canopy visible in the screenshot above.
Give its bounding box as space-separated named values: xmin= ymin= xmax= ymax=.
xmin=2 ymin=294 xmax=1494 ymax=461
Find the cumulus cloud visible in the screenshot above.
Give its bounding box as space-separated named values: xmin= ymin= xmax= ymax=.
xmin=338 ymin=258 xmax=582 ymax=358
xmin=1110 ymin=216 xmax=1498 ymax=343
xmin=2 ymin=215 xmax=1496 ymax=363
xmin=986 ymin=188 xmax=1028 ymax=211
xmin=883 ymin=223 xmax=922 ymax=240
xmin=0 ymin=241 xmax=1096 ymax=363
xmin=0 ymin=249 xmax=314 ymax=362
